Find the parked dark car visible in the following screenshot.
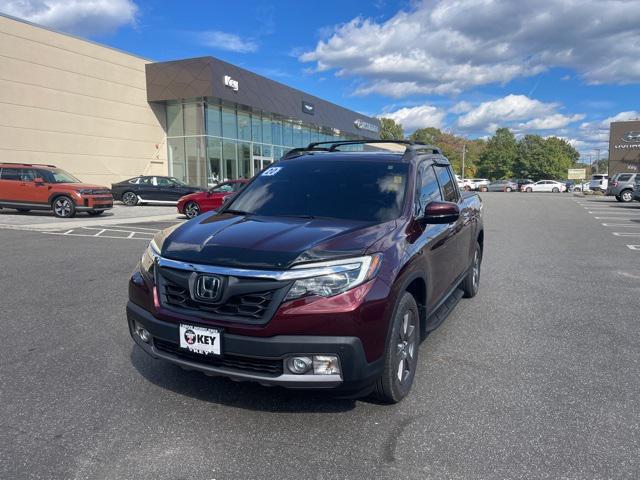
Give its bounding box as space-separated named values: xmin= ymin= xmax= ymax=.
xmin=634 ymin=176 xmax=640 ymax=202
xmin=606 ymin=173 xmax=636 ymax=202
xmin=486 ymin=179 xmax=517 ymax=192
xmin=126 ymin=140 xmax=484 ymax=403
xmin=111 ymin=176 xmax=201 ymax=206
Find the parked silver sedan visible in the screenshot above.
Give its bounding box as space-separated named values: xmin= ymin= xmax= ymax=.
xmin=484 ymin=179 xmax=518 ymax=192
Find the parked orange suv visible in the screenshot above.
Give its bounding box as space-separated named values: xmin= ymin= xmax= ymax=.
xmin=0 ymin=163 xmax=113 ymax=218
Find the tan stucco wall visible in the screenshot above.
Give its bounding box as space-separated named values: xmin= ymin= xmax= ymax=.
xmin=0 ymin=15 xmax=167 ymax=187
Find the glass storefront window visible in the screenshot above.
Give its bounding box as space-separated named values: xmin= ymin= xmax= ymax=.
xmin=168 ymin=137 xmax=185 ymax=179
xmin=271 ymin=119 xmax=282 ymax=146
xmin=167 ymin=104 xmax=183 ymax=137
xmin=222 ymin=107 xmax=237 ymax=139
xmin=184 ymin=102 xmax=205 ymax=136
xmin=206 ymin=104 xmax=222 ymax=137
xmin=262 ymin=117 xmax=272 ymax=145
xmin=251 ymin=114 xmax=262 ymax=143
xmin=302 ymin=127 xmax=311 ymax=146
xmin=207 ymin=138 xmax=223 ymax=186
xmin=239 ymin=142 xmax=251 ymax=179
xmin=238 ymin=111 xmax=251 ymax=141
xmin=222 ymin=141 xmax=238 ymax=180
xmin=293 ymin=123 xmax=303 ymax=148
xmin=283 ymin=120 xmax=293 ymax=147
xmin=185 ymin=136 xmax=206 ymax=185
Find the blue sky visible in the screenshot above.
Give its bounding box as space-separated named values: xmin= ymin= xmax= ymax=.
xmin=2 ymin=0 xmax=640 ymax=159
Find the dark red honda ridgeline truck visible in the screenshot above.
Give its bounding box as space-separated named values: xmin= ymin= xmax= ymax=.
xmin=127 ymin=140 xmax=483 ymax=403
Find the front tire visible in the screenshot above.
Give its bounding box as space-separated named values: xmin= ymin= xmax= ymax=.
xmin=122 ymin=191 xmax=138 ymax=206
xmin=552 ymin=187 xmax=559 ymax=193
xmin=461 ymin=242 xmax=482 ymax=298
xmin=374 ymin=292 xmax=419 ymax=404
xmin=184 ymin=201 xmax=200 ymax=219
xmin=52 ymin=196 xmax=76 ymax=218
xmin=505 ymin=187 xmax=512 ymax=192
xmin=526 ymin=187 xmax=532 ymax=193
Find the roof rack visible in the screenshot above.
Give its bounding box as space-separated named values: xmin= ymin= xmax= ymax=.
xmin=0 ymin=162 xmax=57 ymax=167
xmin=282 ymin=139 xmax=442 ymax=160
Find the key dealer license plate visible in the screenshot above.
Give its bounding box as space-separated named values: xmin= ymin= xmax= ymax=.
xmin=179 ymin=324 xmax=221 ymax=356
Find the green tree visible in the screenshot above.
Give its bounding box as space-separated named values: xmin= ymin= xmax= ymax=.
xmin=379 ymin=118 xmax=404 ymax=140
xmin=515 ymin=135 xmax=580 ymax=180
xmin=409 ymin=127 xmax=440 ymax=144
xmin=476 ymin=128 xmax=518 ymax=179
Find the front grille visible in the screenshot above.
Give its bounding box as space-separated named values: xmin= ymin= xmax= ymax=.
xmin=156 ymin=266 xmax=290 ymax=324
xmin=154 ymin=338 xmax=283 ymax=376
xmin=92 ymin=189 xmax=111 ymax=195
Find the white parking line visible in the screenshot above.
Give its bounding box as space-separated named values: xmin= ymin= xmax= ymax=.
xmin=588 ymin=210 xmax=639 ymax=215
xmin=613 ymin=232 xmax=640 ymax=236
xmin=628 ymin=245 xmax=640 ymax=251
xmin=594 ymin=216 xmax=640 ymax=220
xmin=601 ymin=223 xmax=640 ymax=227
xmin=43 ymin=231 xmax=149 ymax=240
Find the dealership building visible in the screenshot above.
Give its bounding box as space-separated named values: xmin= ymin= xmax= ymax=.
xmin=0 ymin=13 xmax=380 ymax=187
xmin=609 ymin=120 xmax=640 ymax=176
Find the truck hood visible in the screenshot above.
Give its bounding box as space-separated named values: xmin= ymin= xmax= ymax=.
xmin=161 ymin=212 xmax=396 ymax=270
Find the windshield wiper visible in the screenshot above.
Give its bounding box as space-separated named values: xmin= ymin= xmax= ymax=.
xmin=224 ymin=209 xmax=251 ymax=215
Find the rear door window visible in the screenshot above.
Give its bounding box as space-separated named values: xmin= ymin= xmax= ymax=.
xmin=0 ymin=168 xmax=20 ymax=180
xmin=618 ymin=174 xmax=632 ymax=182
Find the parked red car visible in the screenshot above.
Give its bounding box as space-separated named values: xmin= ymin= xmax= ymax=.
xmin=177 ymin=180 xmax=248 ymax=219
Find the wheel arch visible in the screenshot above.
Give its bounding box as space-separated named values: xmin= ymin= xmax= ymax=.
xmin=48 ymin=192 xmax=75 ymax=206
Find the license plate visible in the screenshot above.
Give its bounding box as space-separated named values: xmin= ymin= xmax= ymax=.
xmin=179 ymin=324 xmax=221 ymax=356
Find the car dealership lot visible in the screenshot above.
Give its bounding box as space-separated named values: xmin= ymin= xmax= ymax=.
xmin=1 ymin=193 xmax=639 ymax=479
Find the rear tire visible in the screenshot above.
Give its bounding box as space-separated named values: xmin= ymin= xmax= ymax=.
xmin=122 ymin=191 xmax=138 ymax=206
xmin=461 ymin=242 xmax=482 ymax=298
xmin=480 ymin=186 xmax=488 ymax=192
xmin=505 ymin=187 xmax=512 ymax=192
xmin=552 ymin=187 xmax=559 ymax=193
xmin=52 ymin=196 xmax=76 ymax=218
xmin=615 ymin=195 xmax=622 ymax=202
xmin=620 ymin=190 xmax=633 ymax=202
xmin=374 ymin=292 xmax=420 ymax=404
xmin=526 ymin=187 xmax=532 ymax=193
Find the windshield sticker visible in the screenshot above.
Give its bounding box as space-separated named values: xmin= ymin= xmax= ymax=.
xmin=262 ymin=167 xmax=282 ymax=177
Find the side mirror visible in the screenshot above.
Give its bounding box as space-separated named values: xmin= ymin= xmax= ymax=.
xmin=34 ymin=177 xmax=45 ymax=185
xmin=420 ymin=201 xmax=460 ymax=224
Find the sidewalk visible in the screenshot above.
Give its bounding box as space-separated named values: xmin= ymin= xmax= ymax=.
xmin=0 ymin=204 xmax=183 ymax=231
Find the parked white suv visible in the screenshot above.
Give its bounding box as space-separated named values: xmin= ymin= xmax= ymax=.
xmin=470 ymin=178 xmax=490 ymax=191
xmin=589 ymin=174 xmax=608 ymax=192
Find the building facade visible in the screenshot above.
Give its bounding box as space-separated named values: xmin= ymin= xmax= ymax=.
xmin=0 ymin=14 xmax=379 ymax=188
xmin=146 ymin=57 xmax=380 ymax=187
xmin=609 ymin=120 xmax=640 ymax=176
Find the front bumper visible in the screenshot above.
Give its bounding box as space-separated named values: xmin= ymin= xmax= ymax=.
xmin=77 ymin=194 xmax=114 ymax=210
xmin=127 ymin=301 xmax=383 ymax=390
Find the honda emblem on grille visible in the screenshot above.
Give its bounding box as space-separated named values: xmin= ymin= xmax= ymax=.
xmin=193 ymin=274 xmax=222 ymax=302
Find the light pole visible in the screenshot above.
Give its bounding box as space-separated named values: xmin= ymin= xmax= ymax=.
xmin=461 ymin=141 xmax=466 ymax=180
xmin=595 ymin=148 xmax=600 ymax=174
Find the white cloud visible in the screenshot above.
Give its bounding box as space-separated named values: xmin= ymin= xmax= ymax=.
xmin=197 ymin=30 xmax=258 ymax=53
xmin=0 ymin=0 xmax=138 ymax=36
xmin=519 ymin=113 xmax=585 ymax=130
xmin=449 ymin=101 xmax=473 ymax=114
xmin=381 ymin=104 xmax=446 ymax=132
xmin=300 ymin=0 xmax=640 ymax=96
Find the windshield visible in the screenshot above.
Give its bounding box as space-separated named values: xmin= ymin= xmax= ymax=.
xmin=39 ymin=168 xmax=82 ymax=184
xmin=228 ymin=160 xmax=409 ymax=222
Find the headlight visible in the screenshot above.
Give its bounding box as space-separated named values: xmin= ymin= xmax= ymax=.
xmin=284 ymin=254 xmax=381 ymax=301
xmin=140 ymin=238 xmax=160 ymax=276
xmin=77 ymin=189 xmax=94 ymax=195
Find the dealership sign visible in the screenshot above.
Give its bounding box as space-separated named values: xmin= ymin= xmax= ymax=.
xmin=613 ymin=131 xmax=640 ymax=150
xmin=354 ymin=119 xmax=379 ymax=133
xmin=567 ymin=168 xmax=586 ymax=180
xmin=224 ymin=75 xmax=239 ymax=91
xmin=302 ymin=101 xmax=315 ymax=115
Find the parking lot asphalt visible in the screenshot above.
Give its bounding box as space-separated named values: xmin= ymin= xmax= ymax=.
xmin=1 ymin=193 xmax=639 ymax=480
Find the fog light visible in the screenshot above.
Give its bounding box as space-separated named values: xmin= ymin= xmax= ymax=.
xmin=313 ymin=355 xmax=341 ymax=375
xmin=137 ymin=327 xmax=151 ymax=343
xmin=287 ymin=356 xmax=312 ymax=374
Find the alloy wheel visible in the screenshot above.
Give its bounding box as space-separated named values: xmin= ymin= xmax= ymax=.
xmin=185 ymin=202 xmax=200 ymax=219
xmin=472 ymin=248 xmax=481 ymax=291
xmin=122 ymin=192 xmax=137 ymax=206
xmin=54 ymin=198 xmax=72 ymax=217
xmin=396 ymin=310 xmax=417 ymax=385
xmin=621 ymin=191 xmax=633 ymax=202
